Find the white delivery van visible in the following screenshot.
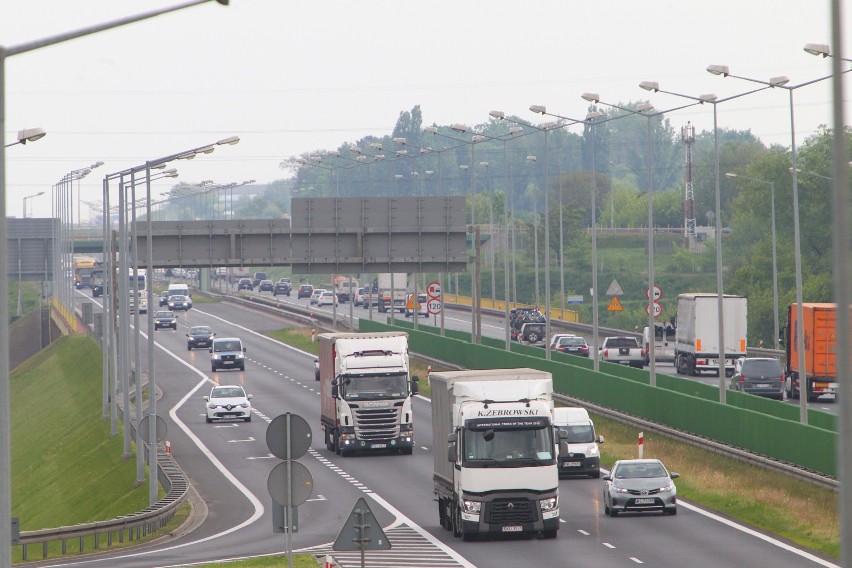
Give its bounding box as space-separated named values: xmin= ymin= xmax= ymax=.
xmin=168 ymin=283 xmax=190 ymax=298
xmin=552 ymin=407 xmax=603 ymax=478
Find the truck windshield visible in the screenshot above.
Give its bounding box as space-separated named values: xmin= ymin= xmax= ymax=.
xmin=463 ymin=427 xmax=553 ymax=465
xmin=340 ymin=373 xmax=409 ymax=400
xmin=559 ymin=424 xmax=595 ymax=443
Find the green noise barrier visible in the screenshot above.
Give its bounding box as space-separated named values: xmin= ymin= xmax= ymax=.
xmin=364 ymin=318 xmax=836 ymax=477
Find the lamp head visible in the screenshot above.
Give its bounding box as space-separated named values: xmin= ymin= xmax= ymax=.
xmin=459 ymin=164 xmax=469 ymax=170
xmin=197 ymin=145 xmax=215 ymax=155
xmin=394 ymin=174 xmax=403 ymax=180
xmin=699 ymin=94 xmax=718 ymax=103
xmin=328 ymin=150 xmax=341 ymax=157
xmin=706 ymin=65 xmax=729 ymax=77
xmin=770 ymin=75 xmax=790 ymax=87
xmin=396 ymin=149 xmax=408 ymax=156
xmin=639 ymin=81 xmax=660 ymax=92
xmin=471 ymin=134 xmax=486 ymax=143
xmin=585 ymin=111 xmax=603 ymax=120
xmin=508 ymin=126 xmax=523 ymax=135
xmin=636 ymin=102 xmax=654 ymax=113
xmin=480 ymin=161 xmax=489 ymax=167
xmin=804 ymin=43 xmax=830 ymax=57
xmin=451 ymin=123 xmax=469 ymax=133
xmin=419 ymin=147 xmax=433 ymax=154
xmin=541 ymin=121 xmax=559 ymax=130
xmin=369 ymin=142 xmax=383 ymax=149
xmin=581 ymin=92 xmax=600 ymax=103
xmin=529 ymin=104 xmax=546 ymax=114
xmin=16 ymin=127 xmax=46 ymax=144
xmin=423 ymin=126 xmax=438 ymax=134
xmin=489 ymin=110 xmax=505 ymax=119
xmin=216 ymin=136 xmax=240 ymax=146
xmin=91 ymin=161 xmax=104 ymax=168
xmin=393 ymin=137 xmax=406 ymax=144
xmin=724 ymin=172 xmax=737 ymax=178
xmin=526 ymin=155 xmax=537 ymax=162
xmin=349 ymin=145 xmax=362 ymax=154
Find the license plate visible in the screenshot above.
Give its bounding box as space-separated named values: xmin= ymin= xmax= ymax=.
xmin=634 ymin=498 xmax=655 ymax=504
xmin=755 ymin=383 xmax=770 ymax=388
xmin=815 ymin=382 xmax=828 ymax=389
xmin=371 ymin=443 xmax=387 ymax=448
xmin=564 ymin=461 xmax=581 ymax=467
xmin=223 ymin=361 xmax=234 ymax=365
xmin=501 ymin=526 xmax=522 ymax=533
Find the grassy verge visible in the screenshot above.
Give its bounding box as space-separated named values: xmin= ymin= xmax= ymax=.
xmin=270 ymin=325 xmax=838 ymax=559
xmin=11 ymin=335 xmax=192 ymax=562
xmin=192 ymin=555 xmax=319 ymax=567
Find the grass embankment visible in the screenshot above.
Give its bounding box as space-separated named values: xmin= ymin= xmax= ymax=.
xmin=192 ymin=556 xmax=319 ymax=567
xmin=11 ymin=335 xmax=189 ymax=562
xmin=270 ymin=325 xmax=839 ymax=560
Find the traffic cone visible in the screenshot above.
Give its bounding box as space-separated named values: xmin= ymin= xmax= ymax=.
xmin=165 ymin=441 xmax=171 ymax=455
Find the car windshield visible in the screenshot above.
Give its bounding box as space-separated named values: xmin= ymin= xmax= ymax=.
xmin=214 ymin=341 xmax=242 ymax=352
xmin=155 ymin=312 xmax=173 ymax=318
xmin=211 ymin=387 xmax=244 ymax=398
xmin=559 ymin=424 xmax=595 ymax=443
xmin=615 ymin=462 xmax=667 ymax=479
xmin=464 ymin=427 xmax=554 ymax=463
xmin=169 ymin=295 xmax=186 ymax=301
xmin=190 ymin=327 xmax=212 ymax=335
xmin=743 ymin=360 xmax=783 ymax=376
xmin=339 ymin=373 xmax=409 ymax=400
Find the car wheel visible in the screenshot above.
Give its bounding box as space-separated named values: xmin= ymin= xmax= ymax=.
xmin=239 ymin=364 xmax=245 ymax=371
xmin=590 ymin=471 xmax=600 ymax=479
xmin=527 ymin=331 xmax=540 ymax=343
xmin=206 ymin=416 xmax=212 ymax=424
xmin=666 ymin=506 xmax=677 ymax=516
xmin=244 ymin=415 xmax=251 ymax=423
xmin=187 ymin=345 xmax=192 ymax=351
xmin=604 ymin=502 xmax=611 ymax=516
xmin=610 ymin=508 xmax=618 ymax=517
xmin=211 ymin=365 xmax=217 ymax=372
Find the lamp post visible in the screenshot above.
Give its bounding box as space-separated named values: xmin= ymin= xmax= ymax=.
xmin=1 ymin=4 xmax=231 ymax=561
xmin=705 ymin=64 xmax=850 ymax=420
xmin=3 ymin=127 xmax=45 ymax=148
xmin=22 ymin=191 xmax=44 ymax=218
xmin=725 ymin=173 xmax=779 ymax=350
xmin=525 ymin=155 xmax=541 ymax=308
xmin=639 ymin=80 xmax=770 ymax=401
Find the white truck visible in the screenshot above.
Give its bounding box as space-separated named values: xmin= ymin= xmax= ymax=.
xmin=319 ymin=332 xmax=419 ymax=456
xmin=376 ymin=272 xmax=410 ymax=313
xmin=552 ymin=407 xmax=603 ymax=478
xmin=431 ymin=368 xmax=562 ymax=541
xmin=674 ymin=293 xmax=748 ymax=377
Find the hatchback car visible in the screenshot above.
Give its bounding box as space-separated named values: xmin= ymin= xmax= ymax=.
xmin=602 ymin=458 xmax=679 ymax=517
xmin=273 ymin=280 xmax=291 ymax=296
xmin=203 ymin=384 xmax=252 ymax=423
xmin=153 ymin=310 xmax=177 ymax=330
xmin=210 ymin=337 xmax=247 ymax=372
xmin=318 ymin=290 xmax=338 ymax=307
xmin=309 ymin=288 xmax=327 ymax=305
xmin=159 ymin=290 xmax=170 ymax=306
xmin=237 ymin=278 xmax=254 ymax=291
xmin=258 ymin=279 xmax=274 ymax=292
xmin=729 ymin=357 xmax=785 ymax=400
xmin=186 ymin=326 xmax=215 ymax=350
xmin=167 ymin=294 xmax=192 ymax=311
xmin=555 ymin=336 xmax=590 ymax=357
xmin=297 ymin=284 xmax=314 ymax=299
xmin=252 ymin=272 xmax=268 ymax=288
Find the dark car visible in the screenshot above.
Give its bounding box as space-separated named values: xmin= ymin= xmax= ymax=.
xmin=237 ymin=278 xmax=254 ymax=291
xmin=154 ymin=310 xmax=177 ymax=330
xmin=252 ymin=272 xmax=268 ymax=288
xmin=297 ymin=284 xmax=314 ymax=299
xmin=273 ymin=280 xmax=291 ymax=296
xmin=729 ymin=357 xmax=785 ymax=400
xmin=555 ymin=336 xmax=590 ymax=357
xmin=159 ymin=290 xmax=169 ymax=306
xmin=186 ymin=326 xmax=215 ymax=350
xmin=258 ymin=279 xmax=274 ymax=292
xmin=167 ymin=294 xmax=192 ymax=311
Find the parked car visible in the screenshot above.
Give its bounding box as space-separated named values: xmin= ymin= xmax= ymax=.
xmin=729 ymin=357 xmax=785 ymax=400
xmin=186 ymin=326 xmax=215 ymax=350
xmin=602 ymin=459 xmax=679 ymax=517
xmin=310 ymin=288 xmax=327 ymax=305
xmin=203 ymin=384 xmax=252 ymax=423
xmin=154 ymin=310 xmax=177 ymax=330
xmin=273 ymin=280 xmax=291 ymax=296
xmin=258 ymin=279 xmax=274 ymax=292
xmin=297 ymin=284 xmax=314 ymax=299
xmin=555 ymin=335 xmax=590 ymax=357
xmin=318 ymin=290 xmax=338 ymax=307
xmin=237 ymin=278 xmax=254 ymax=291
xmin=167 ymin=294 xmax=192 ymax=311
xmin=252 ymin=271 xmax=268 ymax=288
xmin=159 ymin=290 xmax=170 ymax=306
xmin=210 ymin=337 xmax=246 ymax=372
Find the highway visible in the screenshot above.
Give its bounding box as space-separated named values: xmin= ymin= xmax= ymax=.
xmin=44 ymin=288 xmax=838 ymax=568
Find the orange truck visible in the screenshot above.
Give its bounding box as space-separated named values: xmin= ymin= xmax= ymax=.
xmin=785 ymin=303 xmax=838 ymax=402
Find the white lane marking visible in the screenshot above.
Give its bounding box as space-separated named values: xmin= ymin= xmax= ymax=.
xmin=630 ymin=558 xmax=644 ymax=564
xmin=603 ymin=542 xmax=616 ymax=549
xmin=227 ymin=437 xmax=256 ymax=443
xmin=578 ymin=529 xmax=590 ymax=535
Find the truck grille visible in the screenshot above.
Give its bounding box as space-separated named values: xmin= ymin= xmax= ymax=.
xmin=487 ymin=499 xmax=536 ymax=524
xmin=352 ymin=407 xmax=401 ymax=441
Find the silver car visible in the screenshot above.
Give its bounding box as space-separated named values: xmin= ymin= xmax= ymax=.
xmin=602 ymin=458 xmax=679 ymax=517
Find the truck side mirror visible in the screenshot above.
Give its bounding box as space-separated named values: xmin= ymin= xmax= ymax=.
xmin=410 ymin=375 xmax=420 ymax=395
xmin=557 ymin=429 xmax=569 ymax=441
xmin=331 ymin=381 xmax=338 ymax=398
xmin=447 ymin=433 xmax=458 ymax=462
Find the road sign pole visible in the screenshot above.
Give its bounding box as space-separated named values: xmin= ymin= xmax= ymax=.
xmin=286 ymin=412 xmax=293 ymax=568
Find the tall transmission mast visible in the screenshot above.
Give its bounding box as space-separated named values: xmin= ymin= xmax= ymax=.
xmin=682 ymin=122 xmax=697 ymax=247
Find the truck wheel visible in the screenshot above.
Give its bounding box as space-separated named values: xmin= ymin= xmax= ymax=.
xmin=452 ymin=504 xmax=463 ymax=538
xmin=438 ymin=501 xmax=450 ymax=531
xmin=541 ymin=529 xmax=558 ymax=539
xmin=400 ymin=447 xmax=413 ymax=455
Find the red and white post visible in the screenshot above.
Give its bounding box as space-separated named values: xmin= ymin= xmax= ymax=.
xmin=638 ymin=432 xmax=644 ymax=458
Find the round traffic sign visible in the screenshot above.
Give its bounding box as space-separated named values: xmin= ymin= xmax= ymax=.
xmin=646 ymin=285 xmax=663 ymax=301
xmin=266 ymin=413 xmax=312 ymax=460
xmin=645 ymin=301 xmax=663 ymax=318
xmin=139 ymin=415 xmax=168 ymax=444
xmin=427 ymin=299 xmax=442 ymax=315
xmin=427 ymin=281 xmax=442 ymax=299
xmin=267 ymin=461 xmax=314 ymax=507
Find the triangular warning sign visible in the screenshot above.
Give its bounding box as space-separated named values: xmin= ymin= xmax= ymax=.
xmin=606 ymin=279 xmax=624 ymax=296
xmin=333 ymin=497 xmax=392 ymax=551
xmin=607 ymin=297 xmax=624 ymax=312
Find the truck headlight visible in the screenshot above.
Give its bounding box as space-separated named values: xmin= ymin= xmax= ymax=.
xmin=539 ymin=497 xmax=558 ymax=512
xmin=462 ymin=500 xmax=481 ymax=514
xmin=236 ymin=352 xmax=245 ymax=359
xmin=586 ymin=444 xmax=599 ymax=457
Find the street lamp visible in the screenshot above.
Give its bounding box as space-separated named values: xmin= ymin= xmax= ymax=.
xmin=640 ymin=79 xmax=770 ymax=401
xmin=4 ymin=127 xmax=46 ymax=148
xmin=725 ymin=172 xmax=779 ymax=350
xmin=525 ymin=155 xmax=541 ymax=308
xmin=22 ymin=191 xmax=44 ymax=218
xmin=705 ymin=64 xmax=850 ymax=420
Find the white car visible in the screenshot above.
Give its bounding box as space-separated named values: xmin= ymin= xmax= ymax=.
xmin=310 ymin=288 xmax=327 ymax=305
xmin=318 ymin=290 xmax=338 ymax=307
xmin=204 ymin=384 xmax=252 ymax=423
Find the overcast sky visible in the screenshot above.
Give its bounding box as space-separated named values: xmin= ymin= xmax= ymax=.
xmin=2 ymin=0 xmax=848 ymax=219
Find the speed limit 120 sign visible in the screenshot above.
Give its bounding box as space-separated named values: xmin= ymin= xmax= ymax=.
xmin=646 ymin=301 xmax=663 ymax=318
xmin=427 ymin=299 xmax=443 ymax=315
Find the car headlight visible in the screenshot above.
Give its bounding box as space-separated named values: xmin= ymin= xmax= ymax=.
xmin=240 ymin=401 xmax=250 ymax=408
xmin=236 ymin=352 xmax=245 ymax=359
xmin=660 ymin=483 xmax=675 ymax=493
xmin=212 ymin=354 xmax=222 ymax=359
xmin=539 ymin=497 xmax=558 ymax=512
xmin=207 ymin=403 xmax=216 ymax=409
xmin=614 ymin=486 xmax=630 ymax=494
xmin=586 ymin=444 xmax=599 ymax=457
xmin=462 ymin=500 xmax=481 ymax=514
